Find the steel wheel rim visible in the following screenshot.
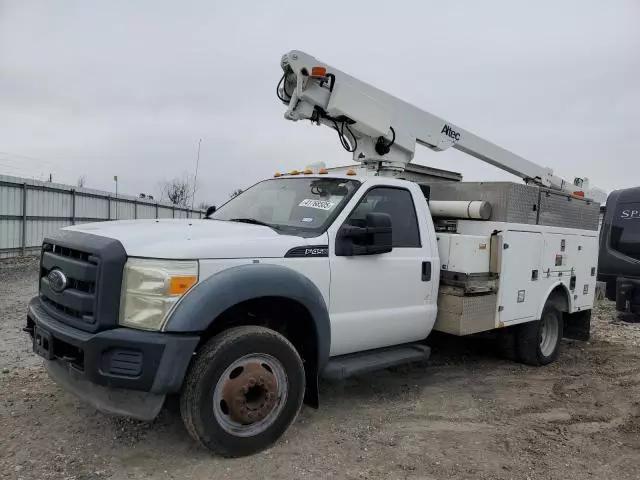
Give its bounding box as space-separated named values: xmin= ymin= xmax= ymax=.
xmin=539 ymin=312 xmax=559 ymax=357
xmin=213 ymin=353 xmax=289 ymax=437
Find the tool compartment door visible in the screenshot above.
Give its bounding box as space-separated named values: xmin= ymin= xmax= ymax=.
xmin=498 ymin=230 xmax=544 ymax=324
xmin=574 ymin=234 xmax=599 ymax=310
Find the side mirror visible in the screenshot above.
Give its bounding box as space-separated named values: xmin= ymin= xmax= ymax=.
xmin=336 ymin=212 xmax=393 ymax=256
xmin=205 ymin=205 xmax=216 ymax=218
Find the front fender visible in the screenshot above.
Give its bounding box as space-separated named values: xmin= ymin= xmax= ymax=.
xmin=163 ymin=263 xmax=331 ymax=370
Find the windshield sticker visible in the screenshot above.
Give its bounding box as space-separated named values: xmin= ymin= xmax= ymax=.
xmin=299 ymin=199 xmax=335 ymax=211
xmin=301 ymin=217 xmax=314 ymax=223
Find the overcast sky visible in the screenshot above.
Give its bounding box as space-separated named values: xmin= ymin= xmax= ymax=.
xmin=1 ymin=1 xmax=638 ymax=206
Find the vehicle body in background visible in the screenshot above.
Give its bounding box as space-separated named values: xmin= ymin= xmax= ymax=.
xmin=598 ymin=186 xmax=640 ymax=315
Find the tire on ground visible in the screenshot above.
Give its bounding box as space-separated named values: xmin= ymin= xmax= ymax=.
xmin=516 ymin=302 xmax=564 ymax=366
xmin=180 ymin=325 xmax=305 ymax=457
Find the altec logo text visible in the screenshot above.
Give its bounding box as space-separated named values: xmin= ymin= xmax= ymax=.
xmin=441 ymin=124 xmax=461 ymax=142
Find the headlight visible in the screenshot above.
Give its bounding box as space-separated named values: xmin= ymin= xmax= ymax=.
xmin=119 ymin=258 xmax=199 ymax=331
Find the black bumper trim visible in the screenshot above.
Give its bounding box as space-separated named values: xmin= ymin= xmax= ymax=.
xmin=27 ymin=297 xmax=199 ymax=394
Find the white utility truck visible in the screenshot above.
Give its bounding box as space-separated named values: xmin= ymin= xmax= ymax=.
xmin=26 ymin=50 xmax=603 ymax=457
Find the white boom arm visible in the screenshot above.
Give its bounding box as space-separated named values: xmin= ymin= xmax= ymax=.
xmin=278 ymin=50 xmax=604 ymax=201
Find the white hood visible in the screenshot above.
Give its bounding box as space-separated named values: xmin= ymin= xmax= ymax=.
xmin=64 ymin=219 xmax=320 ymax=259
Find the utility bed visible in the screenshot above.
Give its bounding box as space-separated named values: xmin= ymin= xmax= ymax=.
xmin=430 ymin=181 xmax=600 ymax=336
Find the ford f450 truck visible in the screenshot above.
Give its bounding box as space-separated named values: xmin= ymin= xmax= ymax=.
xmin=26 ymin=50 xmax=602 ymax=457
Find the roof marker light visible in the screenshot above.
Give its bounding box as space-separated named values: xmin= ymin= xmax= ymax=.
xmin=311 ymin=66 xmax=327 ymax=77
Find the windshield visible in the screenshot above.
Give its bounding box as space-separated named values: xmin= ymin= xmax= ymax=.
xmin=610 ymin=201 xmax=640 ymax=261
xmin=211 ymin=177 xmax=361 ymax=236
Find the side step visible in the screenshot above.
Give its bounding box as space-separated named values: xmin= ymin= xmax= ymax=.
xmin=322 ymin=343 xmax=431 ymax=381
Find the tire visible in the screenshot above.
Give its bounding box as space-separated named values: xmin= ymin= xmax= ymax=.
xmin=180 ymin=326 xmax=305 ymax=457
xmin=516 ymin=303 xmax=564 ymax=366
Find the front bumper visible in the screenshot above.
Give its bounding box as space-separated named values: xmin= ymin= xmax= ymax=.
xmin=26 ymin=297 xmax=200 ymax=420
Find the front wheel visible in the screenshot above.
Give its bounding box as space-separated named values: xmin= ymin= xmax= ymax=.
xmin=516 ymin=303 xmax=564 ymax=366
xmin=180 ymin=326 xmax=305 ymax=457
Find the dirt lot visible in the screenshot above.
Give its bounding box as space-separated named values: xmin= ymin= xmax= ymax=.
xmin=1 ymin=258 xmax=640 ymax=480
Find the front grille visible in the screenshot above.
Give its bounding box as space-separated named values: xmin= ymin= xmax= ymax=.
xmin=38 ymin=231 xmax=127 ymax=332
xmin=51 ymin=244 xmax=91 ymax=262
xmin=40 ymin=243 xmax=98 ymax=325
xmin=41 ymin=297 xmax=83 ymax=319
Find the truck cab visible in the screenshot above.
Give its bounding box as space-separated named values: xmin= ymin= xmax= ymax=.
xmin=184 ymin=172 xmax=440 ymax=358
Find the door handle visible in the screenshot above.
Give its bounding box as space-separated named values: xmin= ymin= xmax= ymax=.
xmin=422 ymin=261 xmax=431 ymax=281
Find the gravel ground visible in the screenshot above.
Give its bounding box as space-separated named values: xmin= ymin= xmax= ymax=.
xmin=1 ymin=257 xmax=640 ymax=480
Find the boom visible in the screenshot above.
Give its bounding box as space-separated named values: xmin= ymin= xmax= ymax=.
xmin=278 ymin=50 xmax=604 ymax=201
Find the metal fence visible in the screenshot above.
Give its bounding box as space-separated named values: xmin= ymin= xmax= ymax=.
xmin=0 ymin=174 xmax=204 ymax=259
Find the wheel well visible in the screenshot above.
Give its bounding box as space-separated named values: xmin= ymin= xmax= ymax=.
xmin=547 ymin=285 xmax=570 ymax=312
xmin=197 ymin=296 xmax=319 ymax=405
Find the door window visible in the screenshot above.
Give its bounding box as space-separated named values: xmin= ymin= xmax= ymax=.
xmin=345 ymin=187 xmax=421 ymax=247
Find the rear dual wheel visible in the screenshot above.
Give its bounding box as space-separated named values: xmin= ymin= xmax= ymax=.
xmin=516 ymin=303 xmax=563 ymax=366
xmin=180 ymin=326 xmax=305 ymax=457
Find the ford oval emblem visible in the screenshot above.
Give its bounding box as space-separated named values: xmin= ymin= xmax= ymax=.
xmin=48 ymin=269 xmax=68 ymax=293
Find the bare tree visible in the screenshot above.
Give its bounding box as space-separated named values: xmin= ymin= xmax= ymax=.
xmin=77 ymin=175 xmax=87 ymax=188
xmin=197 ymin=201 xmax=212 ymax=211
xmin=164 ymin=181 xmax=190 ymax=207
xmin=161 ymin=172 xmax=195 ymax=207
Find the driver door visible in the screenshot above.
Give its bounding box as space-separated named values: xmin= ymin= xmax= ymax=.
xmin=327 ymin=185 xmax=436 ymax=357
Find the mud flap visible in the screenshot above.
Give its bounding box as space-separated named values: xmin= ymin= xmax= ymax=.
xmin=304 ymin=369 xmax=319 ymax=408
xmin=563 ymin=310 xmax=591 ymax=341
